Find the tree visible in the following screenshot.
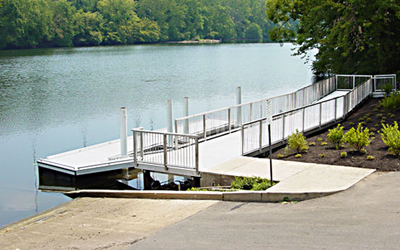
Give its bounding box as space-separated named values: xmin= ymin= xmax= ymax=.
xmin=245 ymin=23 xmax=262 ymax=42
xmin=266 ymin=0 xmax=400 ymax=75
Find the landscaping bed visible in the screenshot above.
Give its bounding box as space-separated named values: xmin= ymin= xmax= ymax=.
xmin=272 ymin=97 xmax=400 ymax=171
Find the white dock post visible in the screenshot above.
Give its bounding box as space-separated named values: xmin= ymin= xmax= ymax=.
xmin=167 ymin=99 xmax=174 ymax=183
xmin=183 ymin=97 xmax=189 ymax=134
xmin=236 ymin=87 xmax=242 ymax=125
xmin=120 ymin=107 xmax=128 ymax=157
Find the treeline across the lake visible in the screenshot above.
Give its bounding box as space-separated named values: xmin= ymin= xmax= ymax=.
xmin=0 ymin=0 xmax=297 ymax=50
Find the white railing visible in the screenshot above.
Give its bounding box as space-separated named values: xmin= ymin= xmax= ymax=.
xmin=175 ymin=76 xmax=336 ymax=141
xmin=242 ymin=78 xmax=373 ymax=155
xmin=132 ymin=129 xmax=199 ymax=176
xmin=335 ymin=74 xmax=373 ymax=90
xmin=374 ymin=74 xmax=397 ymax=92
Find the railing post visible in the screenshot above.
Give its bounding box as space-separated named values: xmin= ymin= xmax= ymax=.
xmin=138 ymin=127 xmax=144 ymax=159
xmin=133 ymin=130 xmax=138 ymax=167
xmin=228 ymin=108 xmax=231 ymax=133
xmin=259 ymin=120 xmax=263 ymax=153
xmin=236 ymin=87 xmax=242 ymax=126
xmin=241 ymin=125 xmax=245 ymax=156
xmin=203 ymin=114 xmax=207 ymax=141
xmin=120 ymin=107 xmax=128 ymax=157
xmin=302 ymin=108 xmax=305 ymax=133
xmin=167 ymin=99 xmax=174 ymax=147
xmin=353 ymin=75 xmax=356 ymax=89
xmin=282 ymin=114 xmax=285 ymax=142
xmin=319 ymin=102 xmax=322 ymax=128
xmin=163 ymin=133 xmax=168 ymax=170
xmin=174 ymin=120 xmax=179 ymax=150
xmin=195 ymin=137 xmax=199 ymax=175
xmin=334 ymin=98 xmax=337 ymax=122
xmin=183 ymin=97 xmax=189 ymax=134
xmin=250 ymin=102 xmax=253 ymax=121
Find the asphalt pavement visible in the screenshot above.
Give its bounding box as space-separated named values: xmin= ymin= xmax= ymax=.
xmin=125 ymin=172 xmax=400 ymax=250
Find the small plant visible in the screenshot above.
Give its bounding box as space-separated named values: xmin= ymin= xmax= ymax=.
xmin=370 ymin=127 xmax=377 ymax=132
xmin=374 ymin=124 xmax=380 ymax=127
xmin=366 ymin=117 xmax=372 ymax=123
xmin=361 ymin=148 xmax=367 ymax=154
xmin=358 ymin=117 xmax=364 ymax=122
xmin=383 ymin=83 xmax=393 ymax=96
xmin=277 ymin=153 xmax=285 ymax=159
xmin=376 ymin=114 xmax=383 ymax=118
xmin=381 ymin=119 xmax=386 ymax=124
xmin=285 ymin=129 xmax=308 ymax=154
xmin=317 ymin=138 xmax=323 ymax=141
xmin=380 ymin=121 xmax=400 ymax=157
xmin=367 ymin=155 xmax=375 ymax=160
xmin=327 ymin=124 xmax=345 ymax=149
xmin=344 ymin=123 xmax=371 ymax=152
xmin=321 ymin=142 xmax=328 ymax=146
xmin=309 ymin=142 xmax=316 ymax=146
xmin=382 ymin=116 xmax=387 ymax=120
xmin=231 ymin=176 xmax=273 ymax=191
xmin=340 ymin=152 xmax=347 ymax=158
xmin=373 ymin=108 xmax=378 ymax=112
xmin=359 ymin=122 xmax=366 ymax=126
xmin=319 ymin=154 xmax=325 ymax=158
xmin=349 ymin=122 xmax=355 ymax=126
xmin=295 ymin=154 xmax=302 ymax=158
xmin=390 ymin=114 xmax=396 ymax=118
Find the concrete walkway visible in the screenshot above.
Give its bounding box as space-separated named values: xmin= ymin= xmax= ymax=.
xmin=67 ymin=157 xmax=375 ymax=202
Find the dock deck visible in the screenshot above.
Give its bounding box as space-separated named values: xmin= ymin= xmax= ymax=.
xmin=38 ymin=89 xmax=350 ymax=177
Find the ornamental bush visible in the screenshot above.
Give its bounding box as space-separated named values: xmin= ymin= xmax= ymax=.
xmin=327 ymin=124 xmax=345 ymax=149
xmin=285 ymin=129 xmax=308 ymax=154
xmin=231 ymin=176 xmax=273 ymax=190
xmin=344 ymin=123 xmax=371 ymax=152
xmin=380 ymin=121 xmax=400 ymax=157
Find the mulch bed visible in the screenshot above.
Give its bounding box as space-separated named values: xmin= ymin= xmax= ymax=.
xmin=272 ymin=97 xmax=400 ymax=171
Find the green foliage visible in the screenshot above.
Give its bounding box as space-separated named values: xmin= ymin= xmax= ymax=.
xmin=379 ymin=92 xmax=400 ymax=112
xmin=317 ymin=138 xmax=323 ymax=141
xmin=383 ymin=83 xmax=393 ymax=96
xmin=366 ymin=118 xmax=372 ymax=123
xmin=327 ymin=124 xmax=345 ymax=149
xmin=285 ymin=129 xmax=308 ymax=154
xmin=349 ymin=122 xmax=355 ymax=126
xmin=277 ymin=153 xmax=285 ymax=159
xmin=1 ymin=0 xmax=283 ymax=49
xmin=231 ymin=176 xmax=273 ymax=191
xmin=309 ymin=142 xmax=315 ymax=146
xmin=344 ymin=123 xmax=371 ymax=152
xmin=321 ymin=142 xmax=327 ymax=146
xmin=358 ymin=118 xmax=364 ymax=122
xmin=380 ymin=121 xmax=400 ymax=157
xmin=265 ymin=0 xmax=400 ymax=74
xmin=319 ymin=154 xmax=325 ymax=158
xmin=367 ymin=155 xmax=375 ymax=160
xmin=340 ymin=152 xmax=347 ymax=158
xmin=295 ymin=154 xmax=301 ymax=158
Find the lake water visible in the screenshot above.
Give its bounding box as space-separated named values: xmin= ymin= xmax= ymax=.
xmin=0 ymin=43 xmax=315 ymax=227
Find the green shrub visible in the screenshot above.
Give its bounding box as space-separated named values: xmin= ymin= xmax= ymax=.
xmin=390 ymin=114 xmax=396 ymax=118
xmin=358 ymin=117 xmax=364 ymax=122
xmin=374 ymin=124 xmax=380 ymax=127
xmin=376 ymin=114 xmax=383 ymax=118
xmin=321 ymin=142 xmax=328 ymax=146
xmin=370 ymin=127 xmax=377 ymax=132
xmin=295 ymin=154 xmax=302 ymax=158
xmin=349 ymin=122 xmax=355 ymax=126
xmin=317 ymin=138 xmax=323 ymax=141
xmin=379 ymin=91 xmax=400 ymax=112
xmin=231 ymin=176 xmax=273 ymax=190
xmin=285 ymin=129 xmax=308 ymax=154
xmin=309 ymin=142 xmax=316 ymax=146
xmin=380 ymin=121 xmax=400 ymax=157
xmin=327 ymin=124 xmax=345 ymax=149
xmin=367 ymin=155 xmax=375 ymax=160
xmin=359 ymin=122 xmax=366 ymax=126
xmin=373 ymin=108 xmax=378 ymax=112
xmin=277 ymin=153 xmax=285 ymax=159
xmin=340 ymin=152 xmax=347 ymax=158
xmin=344 ymin=123 xmax=371 ymax=152
xmin=361 ymin=148 xmax=367 ymax=154
xmin=366 ymin=118 xmax=372 ymax=123
xmin=383 ymin=83 xmax=393 ymax=96
xmin=319 ymin=154 xmax=325 ymax=158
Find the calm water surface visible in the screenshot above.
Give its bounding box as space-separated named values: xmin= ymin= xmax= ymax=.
xmin=0 ymin=43 xmax=315 ymax=227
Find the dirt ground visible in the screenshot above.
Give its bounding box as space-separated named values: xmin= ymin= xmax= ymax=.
xmin=273 ymin=98 xmax=400 ymax=171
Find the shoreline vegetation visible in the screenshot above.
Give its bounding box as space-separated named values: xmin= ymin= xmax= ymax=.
xmin=0 ymin=0 xmax=297 ymax=51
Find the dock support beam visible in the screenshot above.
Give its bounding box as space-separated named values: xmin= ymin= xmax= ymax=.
xmin=236 ymin=87 xmax=242 ymax=126
xmin=166 ymin=99 xmax=174 ymax=183
xmin=183 ymin=97 xmax=189 ymax=134
xmin=120 ymin=107 xmax=128 ymax=157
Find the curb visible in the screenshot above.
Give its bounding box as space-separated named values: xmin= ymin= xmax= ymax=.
xmin=64 ymin=189 xmax=339 ymax=202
